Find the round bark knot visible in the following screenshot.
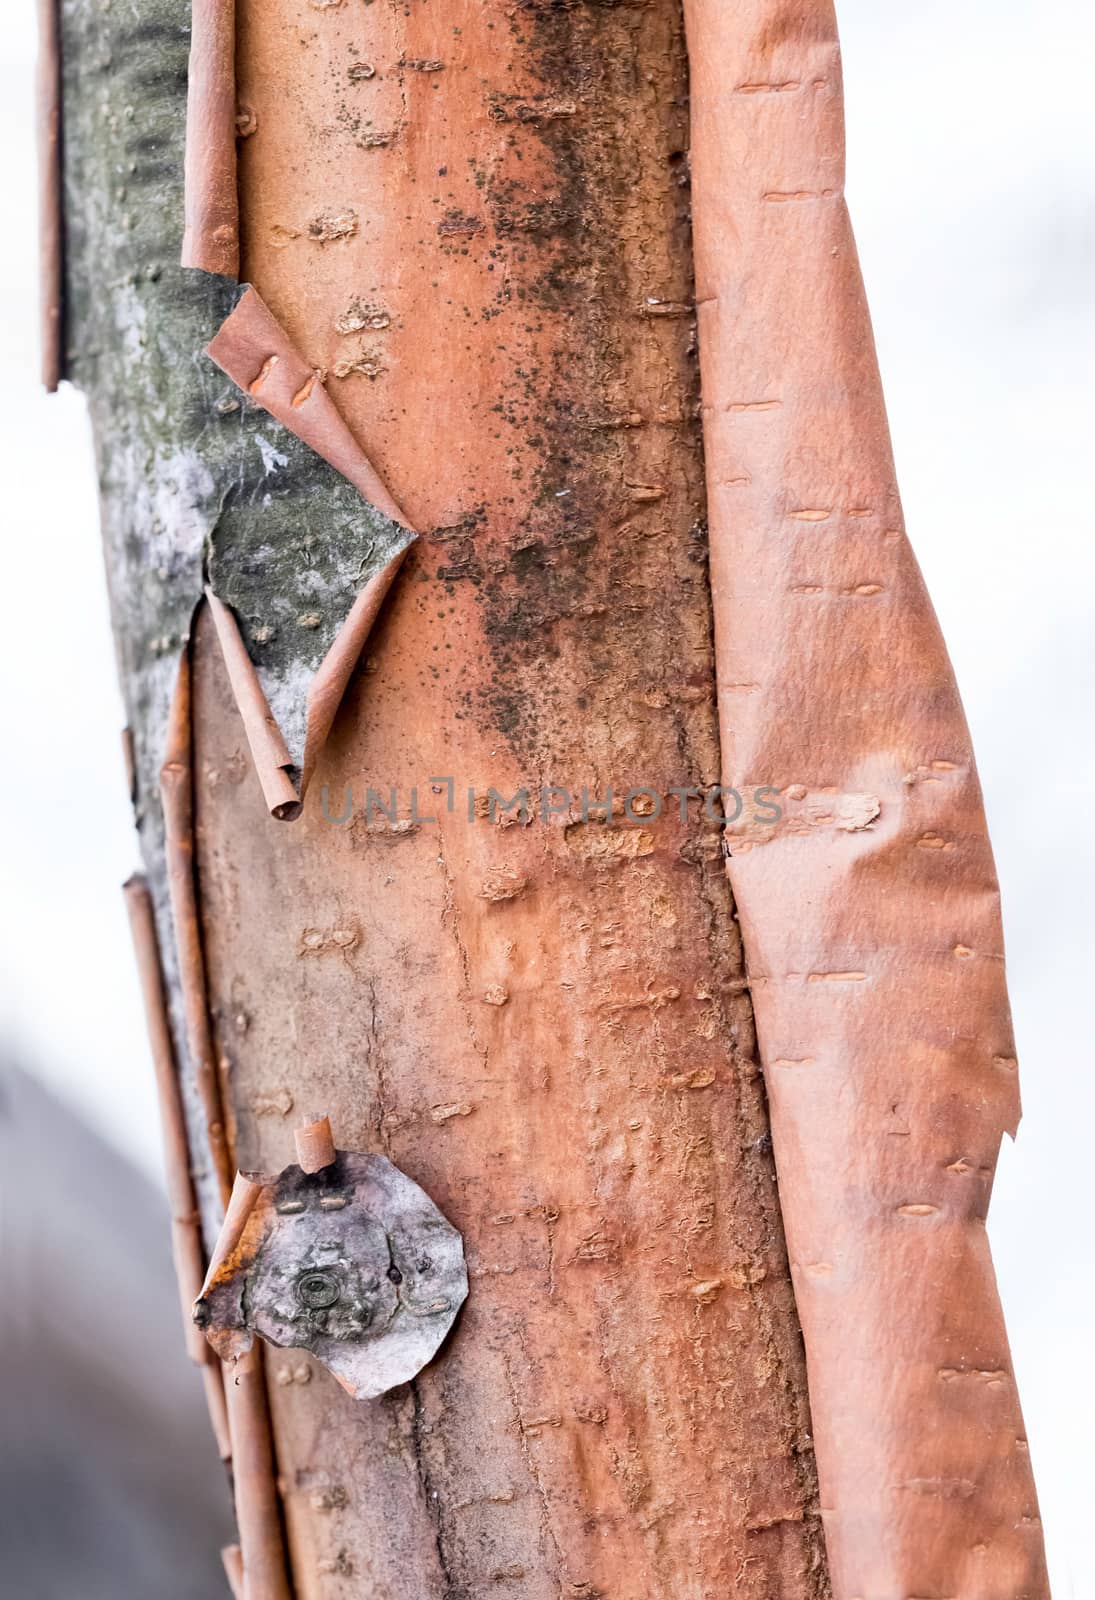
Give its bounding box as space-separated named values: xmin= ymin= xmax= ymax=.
xmin=296 ymin=1269 xmax=342 ymax=1311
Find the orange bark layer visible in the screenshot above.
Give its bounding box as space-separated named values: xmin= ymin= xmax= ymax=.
xmin=684 ymin=1 xmax=1047 ymax=1594
xmin=189 ymin=0 xmax=828 ymax=1593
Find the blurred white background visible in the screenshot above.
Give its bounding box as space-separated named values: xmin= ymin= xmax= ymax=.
xmin=0 ymin=1 xmax=1091 ymax=1592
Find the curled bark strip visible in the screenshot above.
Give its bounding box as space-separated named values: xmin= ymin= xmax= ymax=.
xmin=198 ymin=1170 xmax=267 ymax=1311
xmin=297 ymin=551 xmax=408 ymax=799
xmin=221 ymin=1545 xmax=244 ymax=1600
xmin=160 ymin=651 xmax=233 ymax=1208
xmin=205 ymin=588 xmax=301 ymax=820
xmin=206 ymin=287 xmax=413 ymax=527
xmin=37 ymin=0 xmax=62 ymax=390
xmin=294 ymin=1113 xmax=335 ymax=1173
xmin=204 ymin=287 xmax=415 ymax=818
xmin=123 ymin=871 xmax=231 ymax=1460
xmin=684 ymin=1 xmax=1047 ymax=1594
xmin=159 ymin=651 xmax=292 ymax=1597
xmin=223 ymin=1350 xmax=290 ymax=1600
xmin=182 ymin=0 xmax=239 ymax=276
xmin=205 ymin=549 xmax=408 ymax=819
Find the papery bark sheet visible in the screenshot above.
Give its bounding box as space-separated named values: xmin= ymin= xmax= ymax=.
xmin=685 ymin=0 xmax=1047 ymax=1593
xmin=195 ymin=1148 xmax=469 ymax=1400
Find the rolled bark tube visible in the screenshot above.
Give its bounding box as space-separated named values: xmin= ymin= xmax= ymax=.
xmin=223 ymin=1350 xmax=290 ymax=1600
xmin=123 ymin=872 xmax=231 ymax=1456
xmin=160 ymin=652 xmax=232 ymax=1209
xmin=181 ymin=0 xmax=238 ymax=275
xmin=197 ymin=1171 xmax=266 ymax=1306
xmin=36 ymin=0 xmax=62 ymax=390
xmin=294 ymin=1113 xmax=335 ymax=1174
xmin=159 ymin=655 xmax=291 ymax=1597
xmin=220 ymin=1544 xmax=244 ymax=1600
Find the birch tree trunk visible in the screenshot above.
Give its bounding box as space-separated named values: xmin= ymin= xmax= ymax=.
xmin=60 ymin=0 xmax=829 ymax=1594
xmin=53 ymin=0 xmax=1054 ymax=1593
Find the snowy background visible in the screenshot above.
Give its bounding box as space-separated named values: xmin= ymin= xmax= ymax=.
xmin=1 ymin=1 xmax=1091 ymax=1591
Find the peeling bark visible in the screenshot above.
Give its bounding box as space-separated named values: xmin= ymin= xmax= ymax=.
xmin=62 ymin=0 xmax=408 ymax=1228
xmin=62 ymin=0 xmax=830 ymax=1594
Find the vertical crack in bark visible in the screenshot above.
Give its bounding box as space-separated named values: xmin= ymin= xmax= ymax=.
xmin=367 ymin=977 xmax=395 ymax=1159
xmin=434 ymin=815 xmax=490 ymax=1071
xmin=409 ymin=1378 xmax=459 ymax=1598
xmin=499 ymin=1345 xmax=569 ymax=1585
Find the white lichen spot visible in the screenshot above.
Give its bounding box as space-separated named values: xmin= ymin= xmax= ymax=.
xmin=255 ymin=433 xmax=290 ymax=476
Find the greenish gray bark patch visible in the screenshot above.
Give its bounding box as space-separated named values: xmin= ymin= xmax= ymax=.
xmin=204 ymin=414 xmax=410 ymax=771
xmin=61 ymin=0 xmax=407 ymax=1233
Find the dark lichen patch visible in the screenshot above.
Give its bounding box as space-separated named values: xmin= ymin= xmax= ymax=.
xmin=492 ymin=195 xmax=580 ymax=240
xmin=446 ymin=0 xmax=706 ymax=765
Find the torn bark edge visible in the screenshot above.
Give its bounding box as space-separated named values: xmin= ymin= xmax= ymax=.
xmin=160 ymin=646 xmax=292 ymax=1600
xmin=37 ymin=0 xmax=63 ymax=391
xmin=203 ymin=287 xmax=417 ymax=820
xmin=206 ymin=287 xmax=413 ymax=526
xmin=123 ymin=871 xmax=231 ymax=1463
xmin=195 ymin=1117 xmax=335 ymax=1362
xmin=182 ymin=0 xmax=239 ymax=277
xmin=205 ymin=547 xmax=409 ymax=820
xmin=222 ymin=1545 xmax=244 ymax=1600
xmin=198 ymin=1170 xmax=266 ymax=1316
xmin=195 ymin=1122 xmax=339 ymax=1353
